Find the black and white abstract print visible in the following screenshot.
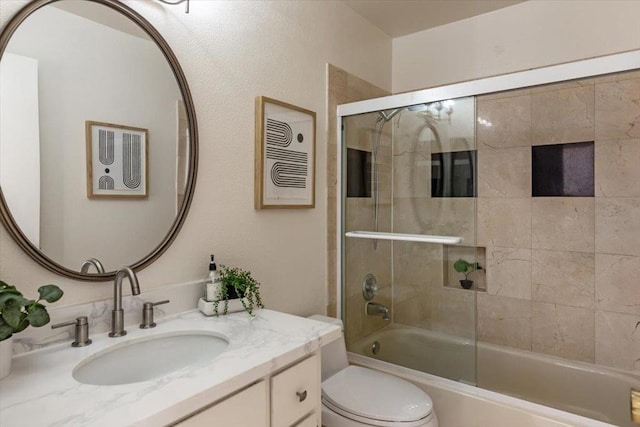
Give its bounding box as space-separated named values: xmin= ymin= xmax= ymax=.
xmin=263 ymin=109 xmax=313 ymax=204
xmin=89 ymin=122 xmax=147 ymax=197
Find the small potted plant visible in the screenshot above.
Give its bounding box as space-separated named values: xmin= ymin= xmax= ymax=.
xmin=213 ymin=265 xmax=264 ymax=316
xmin=0 ymin=280 xmax=64 ymax=379
xmin=453 ymin=259 xmax=482 ymax=289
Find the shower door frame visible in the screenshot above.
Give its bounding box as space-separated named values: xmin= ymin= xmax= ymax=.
xmin=336 ymin=49 xmax=640 ymax=319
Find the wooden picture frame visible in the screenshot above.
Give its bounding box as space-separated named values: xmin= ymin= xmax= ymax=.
xmin=255 ymin=96 xmax=316 ymax=209
xmin=86 ymin=121 xmax=149 ymax=199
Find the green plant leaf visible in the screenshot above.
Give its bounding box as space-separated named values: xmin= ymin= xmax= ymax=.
xmin=453 ymin=259 xmax=470 ymax=273
xmin=0 ymin=293 xmax=30 ymax=310
xmin=26 ymin=305 xmax=50 ymax=327
xmin=37 ymin=285 xmax=63 ymax=303
xmin=2 ymin=301 xmax=24 ymax=328
xmin=14 ymin=316 xmax=29 ymax=333
xmin=0 ymin=324 xmax=13 ymax=341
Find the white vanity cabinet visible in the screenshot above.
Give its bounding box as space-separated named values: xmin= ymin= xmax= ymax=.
xmin=176 ymin=353 xmax=320 ymax=427
xmin=175 ymin=380 xmax=269 ymax=427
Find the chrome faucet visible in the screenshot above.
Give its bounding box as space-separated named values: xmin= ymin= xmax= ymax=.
xmin=109 ymin=267 xmax=141 ymax=337
xmin=366 ymin=302 xmax=390 ymax=320
xmin=80 ymin=258 xmax=105 ymax=274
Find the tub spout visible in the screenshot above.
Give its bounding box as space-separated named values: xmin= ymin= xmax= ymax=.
xmin=366 ymin=302 xmax=390 ymax=320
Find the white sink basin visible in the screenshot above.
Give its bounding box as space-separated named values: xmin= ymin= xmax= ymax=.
xmin=73 ymin=331 xmax=229 ymax=386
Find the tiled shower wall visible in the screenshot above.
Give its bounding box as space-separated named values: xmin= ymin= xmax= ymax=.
xmin=475 ymin=69 xmax=640 ymax=372
xmin=335 ymin=66 xmax=639 ymax=373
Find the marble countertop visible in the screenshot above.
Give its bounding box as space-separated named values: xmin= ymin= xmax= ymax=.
xmin=0 ymin=309 xmax=341 ymax=427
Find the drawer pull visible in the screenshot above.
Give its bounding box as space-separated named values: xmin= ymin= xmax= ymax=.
xmin=296 ymin=390 xmax=307 ymax=402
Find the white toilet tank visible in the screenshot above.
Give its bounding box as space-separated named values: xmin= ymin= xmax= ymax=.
xmin=309 ymin=315 xmax=349 ymax=381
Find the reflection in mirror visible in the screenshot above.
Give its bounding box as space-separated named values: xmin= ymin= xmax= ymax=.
xmin=0 ymin=0 xmax=196 ymax=278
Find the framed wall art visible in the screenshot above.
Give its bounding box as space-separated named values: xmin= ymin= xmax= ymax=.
xmin=86 ymin=121 xmax=148 ymax=199
xmin=255 ymin=96 xmax=316 ymax=209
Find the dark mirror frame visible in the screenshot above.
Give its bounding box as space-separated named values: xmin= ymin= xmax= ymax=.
xmin=0 ymin=0 xmax=198 ymax=281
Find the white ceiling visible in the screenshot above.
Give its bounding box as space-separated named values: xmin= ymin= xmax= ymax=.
xmin=341 ymin=0 xmax=526 ymax=38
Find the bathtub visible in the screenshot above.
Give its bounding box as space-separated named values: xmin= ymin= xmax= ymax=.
xmin=352 ymin=324 xmax=640 ymax=427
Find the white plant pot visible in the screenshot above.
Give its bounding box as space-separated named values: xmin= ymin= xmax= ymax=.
xmin=0 ymin=335 xmax=13 ymax=380
xmin=197 ymin=297 xmax=253 ymax=316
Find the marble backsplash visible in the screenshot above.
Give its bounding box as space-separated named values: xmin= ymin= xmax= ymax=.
xmin=12 ymin=280 xmax=204 ymax=355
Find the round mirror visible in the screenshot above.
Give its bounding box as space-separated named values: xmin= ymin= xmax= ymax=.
xmin=0 ymin=0 xmax=198 ymax=280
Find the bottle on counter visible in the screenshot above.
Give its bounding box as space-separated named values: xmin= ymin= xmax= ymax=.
xmin=204 ymin=254 xmax=222 ymax=302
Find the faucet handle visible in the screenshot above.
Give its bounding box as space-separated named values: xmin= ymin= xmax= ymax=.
xmin=140 ymin=300 xmax=170 ymax=329
xmin=51 ymin=316 xmax=92 ymax=347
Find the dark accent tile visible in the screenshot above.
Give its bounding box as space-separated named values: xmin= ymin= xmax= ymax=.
xmin=532 ymin=141 xmax=594 ymax=197
xmin=346 ymin=148 xmax=371 ymax=198
xmin=431 ymin=150 xmax=477 ymax=198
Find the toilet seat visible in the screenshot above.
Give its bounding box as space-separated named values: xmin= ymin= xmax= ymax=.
xmin=322 ymin=366 xmax=434 ymax=427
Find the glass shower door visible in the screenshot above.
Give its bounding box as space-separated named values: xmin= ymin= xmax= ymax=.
xmin=342 ymin=96 xmax=479 ymax=385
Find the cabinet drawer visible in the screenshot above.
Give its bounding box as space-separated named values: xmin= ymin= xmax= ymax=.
xmin=271 ymin=354 xmax=320 ymax=427
xmin=176 ymin=380 xmax=268 ymax=427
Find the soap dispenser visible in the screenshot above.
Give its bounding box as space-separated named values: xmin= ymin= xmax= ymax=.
xmin=204 ymin=254 xmax=221 ymax=302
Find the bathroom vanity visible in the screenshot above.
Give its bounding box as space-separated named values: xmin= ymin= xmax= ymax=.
xmin=0 ymin=309 xmax=341 ymax=427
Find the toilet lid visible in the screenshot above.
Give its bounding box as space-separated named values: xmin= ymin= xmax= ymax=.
xmin=322 ymin=366 xmax=433 ymax=423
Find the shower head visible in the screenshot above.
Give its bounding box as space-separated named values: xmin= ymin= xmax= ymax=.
xmin=377 ymin=103 xmax=430 ymax=123
xmin=377 ymin=108 xmax=403 ymax=123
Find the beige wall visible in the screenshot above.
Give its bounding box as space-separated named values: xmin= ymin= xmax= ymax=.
xmin=0 ymin=1 xmax=392 ymax=315
xmin=392 ymin=0 xmax=640 ymax=93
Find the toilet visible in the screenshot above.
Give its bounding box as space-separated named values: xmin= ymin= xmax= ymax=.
xmin=310 ymin=315 xmax=438 ymax=427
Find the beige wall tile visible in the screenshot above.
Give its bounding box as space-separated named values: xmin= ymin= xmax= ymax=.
xmin=477 ymin=94 xmax=531 ymax=149
xmin=478 ymin=147 xmax=531 ymax=198
xmin=532 ymin=302 xmax=595 ymax=363
xmin=531 ymin=85 xmax=595 ymax=145
xmin=594 ymin=69 xmax=640 ymax=84
xmin=394 ymin=290 xmax=432 ymax=330
xmin=347 ymin=73 xmax=389 ymax=101
xmin=595 ymin=78 xmax=640 ymax=140
xmin=392 ymin=110 xmax=434 ymax=155
xmin=595 ymin=310 xmax=640 ymax=372
xmin=595 ymin=138 xmax=640 ymax=197
xmin=393 ymin=242 xmax=443 ymax=291
xmin=477 ymin=198 xmax=531 ymax=248
xmin=477 ymin=293 xmax=532 ymax=350
xmin=595 ymin=198 xmax=640 ymax=256
xmin=327 ymin=64 xmax=348 ymax=98
xmin=532 ymin=250 xmax=595 ymax=308
xmin=486 ymin=247 xmax=532 ymax=300
xmin=431 ymin=287 xmax=476 ymax=340
xmin=477 ymin=87 xmax=531 ymax=102
xmin=531 ymin=198 xmax=594 ymax=252
xmin=529 ymin=77 xmax=594 ymax=95
xmin=596 ymin=254 xmax=640 ymax=315
xmin=393 ymin=151 xmax=431 ymax=198
xmin=394 ymin=197 xmax=476 ymax=244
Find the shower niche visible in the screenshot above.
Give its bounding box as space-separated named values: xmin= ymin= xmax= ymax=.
xmin=443 ymin=245 xmax=486 ymax=292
